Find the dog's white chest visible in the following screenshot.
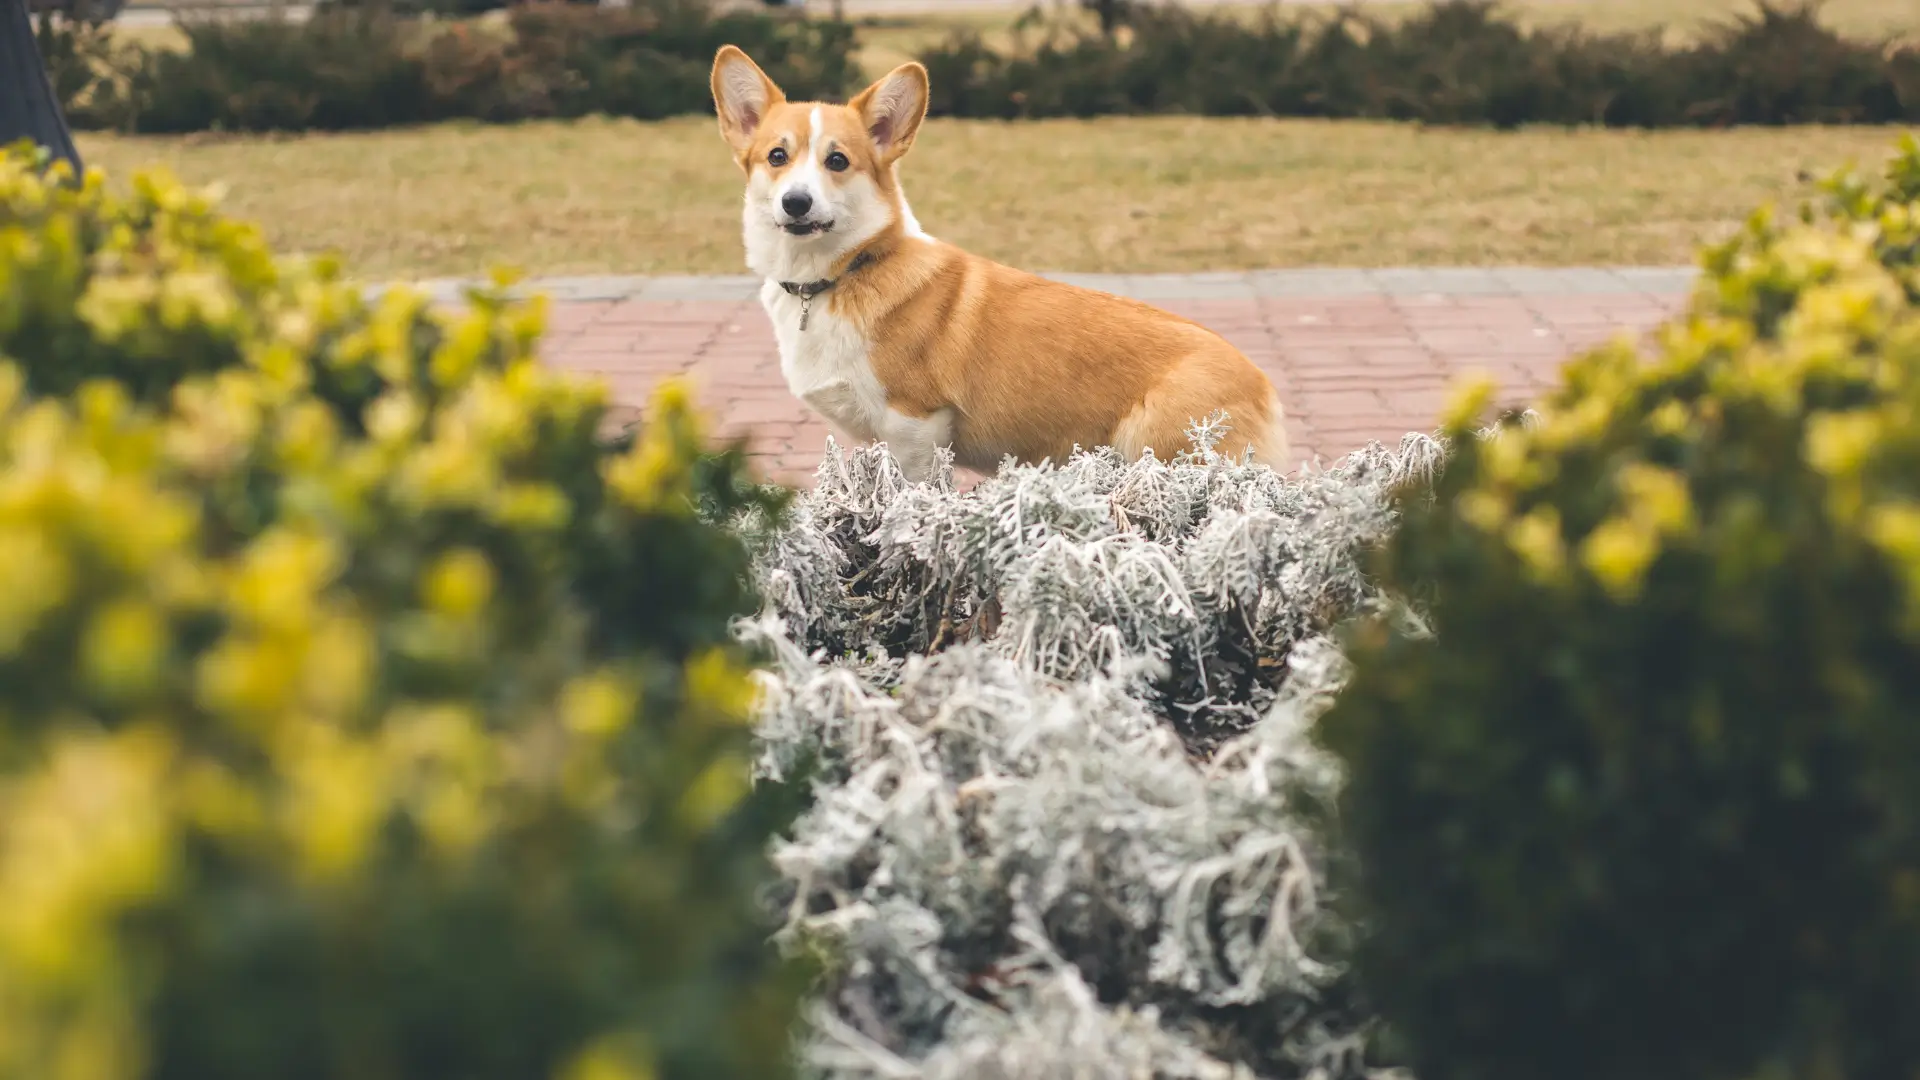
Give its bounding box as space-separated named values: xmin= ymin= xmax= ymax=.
xmin=761 ymin=282 xmax=888 ymax=442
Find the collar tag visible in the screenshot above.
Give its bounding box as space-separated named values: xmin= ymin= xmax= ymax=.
xmin=777 ymin=251 xmax=876 ymax=333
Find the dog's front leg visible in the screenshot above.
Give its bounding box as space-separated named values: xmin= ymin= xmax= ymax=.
xmin=879 ymin=407 xmax=955 ymax=484
xmin=799 ymin=381 xmax=882 ymax=447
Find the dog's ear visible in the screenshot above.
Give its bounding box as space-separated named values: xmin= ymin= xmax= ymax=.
xmin=850 ymin=62 xmax=929 ymax=165
xmin=712 ymin=46 xmax=785 ymax=157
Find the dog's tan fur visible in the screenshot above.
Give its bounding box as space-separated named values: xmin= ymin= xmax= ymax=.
xmin=711 ymin=45 xmax=1287 ymax=480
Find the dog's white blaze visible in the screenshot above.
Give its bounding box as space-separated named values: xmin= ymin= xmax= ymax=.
xmin=772 ymin=106 xmax=826 ymax=215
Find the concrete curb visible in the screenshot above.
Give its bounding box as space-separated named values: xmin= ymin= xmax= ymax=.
xmin=369 ymin=266 xmax=1701 ymax=305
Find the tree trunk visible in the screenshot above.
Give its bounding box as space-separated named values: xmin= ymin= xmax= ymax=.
xmin=0 ymin=0 xmax=83 ymax=173
xmin=1082 ymin=0 xmax=1131 ymax=37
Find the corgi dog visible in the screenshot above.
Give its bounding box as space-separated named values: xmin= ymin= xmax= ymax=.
xmin=709 ymin=45 xmax=1288 ymax=482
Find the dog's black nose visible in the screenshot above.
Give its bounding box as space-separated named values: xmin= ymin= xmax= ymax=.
xmin=781 ymin=190 xmax=813 ymax=219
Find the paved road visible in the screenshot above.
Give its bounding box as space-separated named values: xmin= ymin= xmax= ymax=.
xmin=466 ymin=268 xmax=1696 ymax=486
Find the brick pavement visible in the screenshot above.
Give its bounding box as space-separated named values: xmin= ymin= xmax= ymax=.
xmin=423 ymin=268 xmax=1696 ymax=486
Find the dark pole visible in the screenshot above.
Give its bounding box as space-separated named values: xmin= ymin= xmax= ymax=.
xmin=0 ymin=0 xmax=83 ymax=173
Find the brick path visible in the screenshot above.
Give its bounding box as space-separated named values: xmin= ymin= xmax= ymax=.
xmin=438 ymin=268 xmax=1695 ymax=486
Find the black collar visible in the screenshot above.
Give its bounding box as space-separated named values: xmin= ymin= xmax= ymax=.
xmin=778 ymin=249 xmax=878 ymax=303
xmin=778 ymin=249 xmax=879 ymax=332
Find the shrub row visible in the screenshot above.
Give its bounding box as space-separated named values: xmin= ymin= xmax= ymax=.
xmin=922 ymin=0 xmax=1920 ymax=125
xmin=1318 ymin=136 xmax=1920 ymax=1080
xmin=46 ymin=0 xmax=858 ymax=133
xmin=737 ymin=435 xmax=1413 ymax=1075
xmin=36 ymin=0 xmax=1920 ymax=132
xmin=0 ymin=141 xmax=806 ymax=1079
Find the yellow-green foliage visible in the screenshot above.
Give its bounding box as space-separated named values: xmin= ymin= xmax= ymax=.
xmin=0 ymin=143 xmax=803 ymax=1080
xmin=1317 ymin=135 xmax=1920 ymax=1080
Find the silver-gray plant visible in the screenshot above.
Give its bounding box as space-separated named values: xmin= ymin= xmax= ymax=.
xmin=741 ymin=423 xmax=1457 ymax=1079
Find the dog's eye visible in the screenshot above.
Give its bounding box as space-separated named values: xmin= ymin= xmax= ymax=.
xmin=768 ymin=147 xmax=789 ymax=167
xmin=825 ymin=151 xmax=850 ymax=172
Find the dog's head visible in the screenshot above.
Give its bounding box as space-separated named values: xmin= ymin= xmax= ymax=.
xmin=711 ymin=45 xmax=928 ymax=273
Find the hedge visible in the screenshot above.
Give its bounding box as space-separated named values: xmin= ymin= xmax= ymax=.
xmin=740 ymin=429 xmax=1430 ymax=1076
xmin=44 ymin=0 xmax=859 ymax=133
xmin=920 ymin=0 xmax=1920 ymax=125
xmin=0 ymin=141 xmax=807 ymax=1080
xmin=36 ymin=0 xmax=1920 ymax=132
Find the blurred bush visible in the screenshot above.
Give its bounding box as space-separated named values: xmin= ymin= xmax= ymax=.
xmin=48 ymin=0 xmax=858 ymax=133
xmin=0 ymin=142 xmax=806 ymax=1080
xmin=1314 ymin=135 xmax=1920 ymax=1080
xmin=920 ymin=0 xmax=1920 ymax=125
xmin=40 ymin=0 xmax=1920 ymax=131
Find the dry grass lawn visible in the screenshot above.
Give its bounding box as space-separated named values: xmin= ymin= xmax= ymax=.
xmin=74 ymin=118 xmax=1919 ymax=280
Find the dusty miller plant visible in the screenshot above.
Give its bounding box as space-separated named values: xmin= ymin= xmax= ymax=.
xmin=740 ymin=417 xmax=1477 ymax=1078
